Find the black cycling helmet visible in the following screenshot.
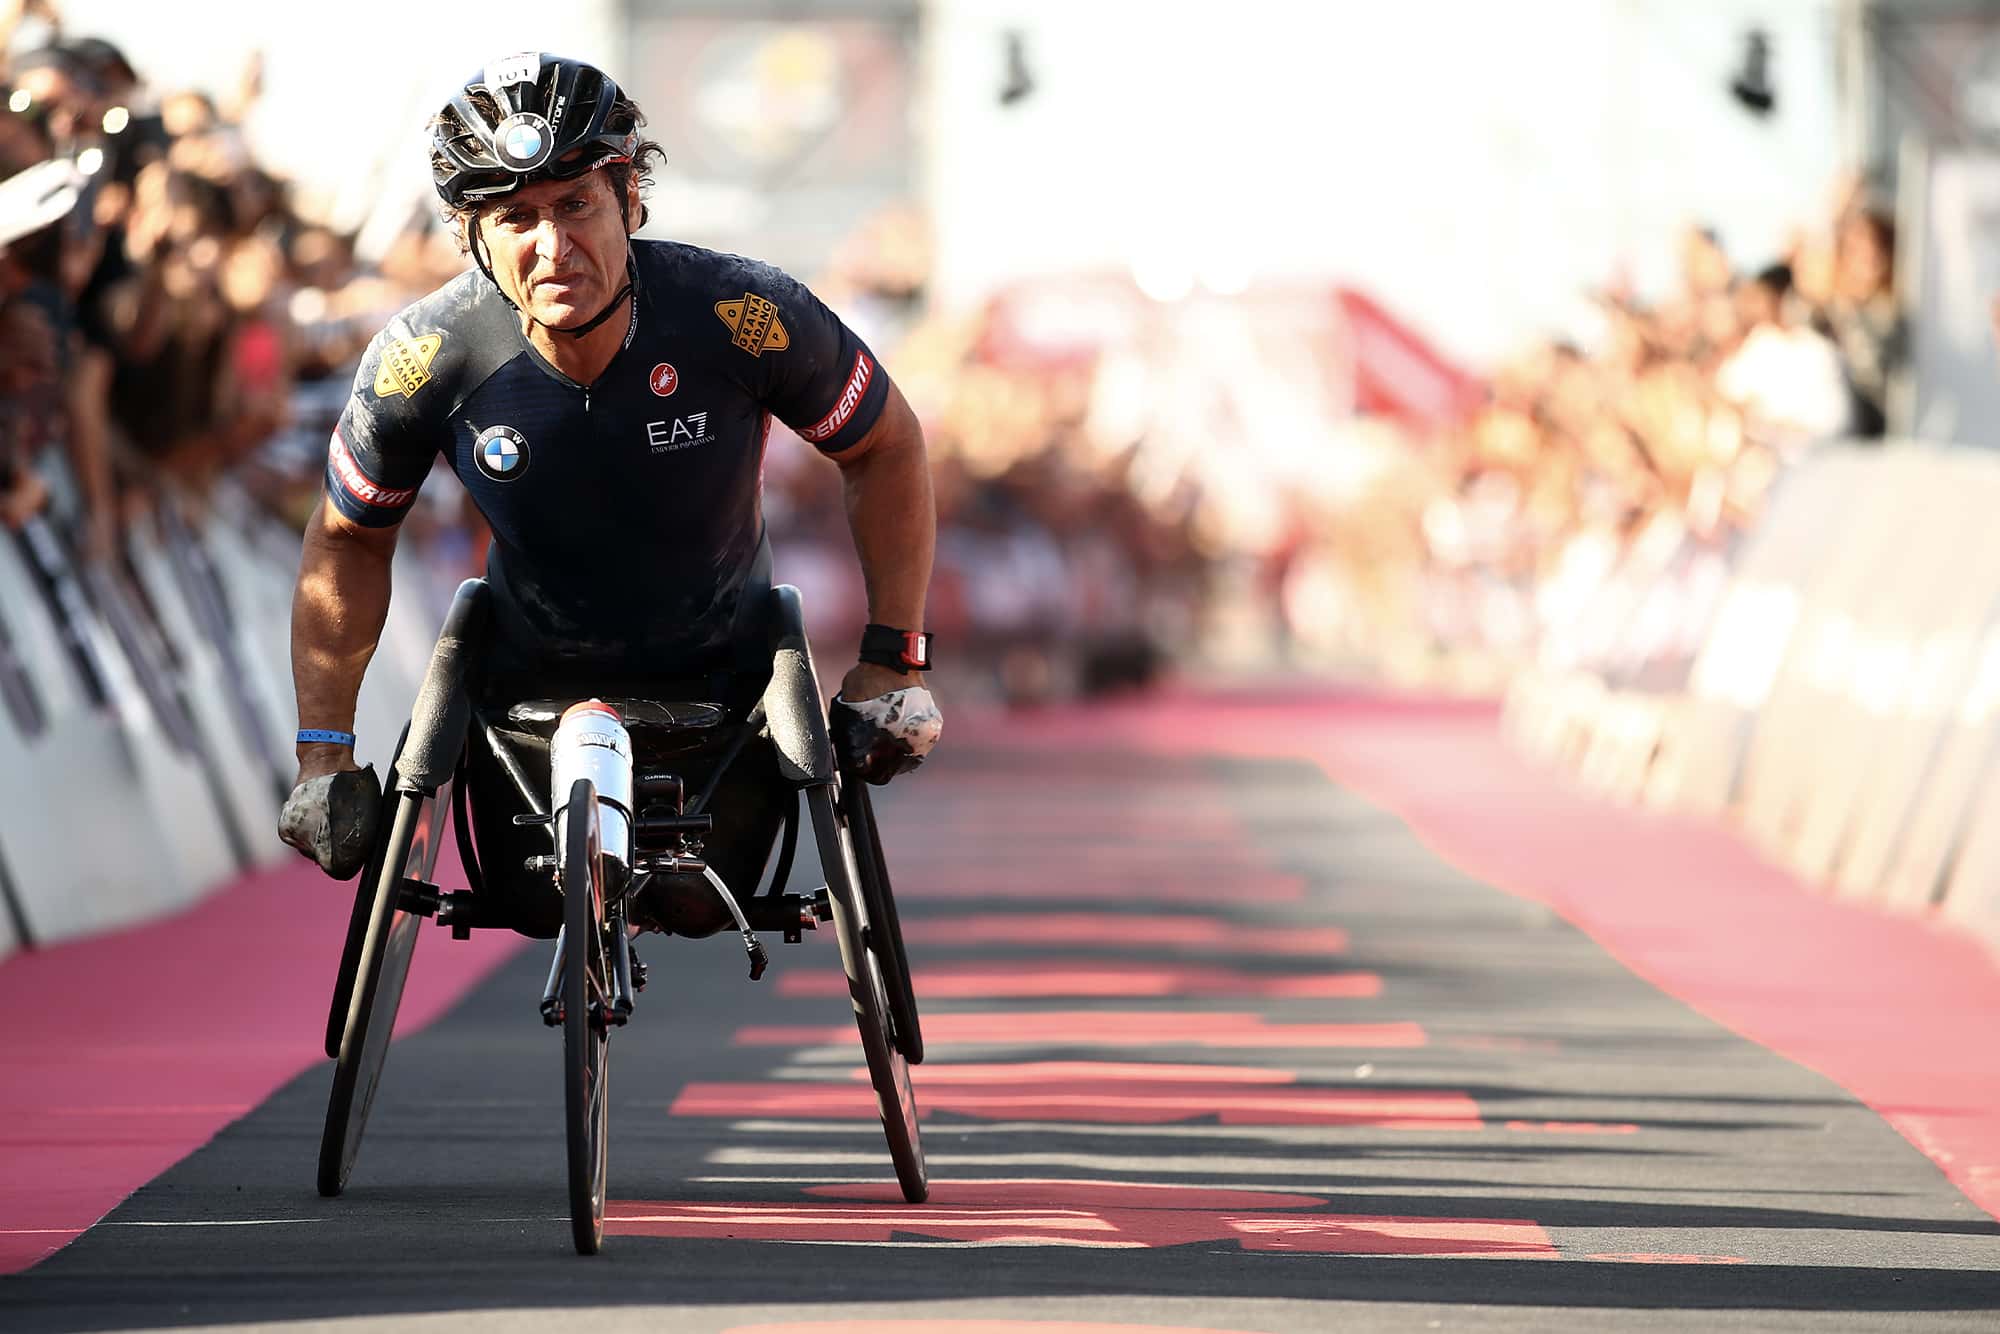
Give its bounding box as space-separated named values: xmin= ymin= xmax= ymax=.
xmin=430 ymin=53 xmax=640 ymax=209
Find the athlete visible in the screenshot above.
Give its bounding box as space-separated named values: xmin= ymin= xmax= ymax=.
xmin=278 ymin=54 xmax=941 ymax=936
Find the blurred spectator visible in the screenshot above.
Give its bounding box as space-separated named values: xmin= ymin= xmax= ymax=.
xmin=1824 ymin=207 xmax=1904 ymax=439
xmin=1295 ymin=183 xmax=1909 ymax=689
xmin=1715 ymin=263 xmax=1851 ymax=447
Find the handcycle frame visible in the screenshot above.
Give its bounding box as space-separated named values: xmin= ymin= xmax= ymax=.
xmin=316 ymin=577 xmax=926 ymax=1254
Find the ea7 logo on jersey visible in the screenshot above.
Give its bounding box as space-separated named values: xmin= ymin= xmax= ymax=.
xmin=714 ymin=293 xmax=790 ymax=357
xmin=646 ymin=413 xmax=715 ymax=453
xmin=373 ymin=333 xmax=443 ymax=399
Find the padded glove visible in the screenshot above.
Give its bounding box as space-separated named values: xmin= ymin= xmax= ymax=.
xmin=830 ymin=687 xmax=942 ymax=786
xmin=278 ymin=764 xmax=383 ymax=880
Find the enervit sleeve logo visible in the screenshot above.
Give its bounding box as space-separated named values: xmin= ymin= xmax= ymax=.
xmin=714 ymin=293 xmax=791 ymax=356
xmin=800 ymin=351 xmax=876 ymax=443
xmin=328 ymin=428 xmax=417 ymax=509
xmin=372 ymin=333 xmax=444 ymax=399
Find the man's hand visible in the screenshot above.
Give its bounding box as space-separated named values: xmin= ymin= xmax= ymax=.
xmin=831 ymin=665 xmax=942 ymax=786
xmin=840 ymin=661 xmax=920 ymax=704
xmin=278 ymin=751 xmax=383 ymax=879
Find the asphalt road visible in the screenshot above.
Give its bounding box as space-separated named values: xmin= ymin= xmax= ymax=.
xmin=5 ymin=715 xmax=2000 ymax=1333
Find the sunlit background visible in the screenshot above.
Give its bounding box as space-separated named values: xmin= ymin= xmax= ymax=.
xmin=9 ymin=0 xmax=2000 ymax=942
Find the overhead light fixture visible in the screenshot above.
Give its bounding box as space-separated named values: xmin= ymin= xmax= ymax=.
xmin=1731 ymin=29 xmax=1776 ymax=117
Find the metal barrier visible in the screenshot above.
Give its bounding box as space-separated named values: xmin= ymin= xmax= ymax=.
xmin=1506 ymin=441 xmax=2000 ymax=947
xmin=0 ymin=487 xmax=430 ymax=959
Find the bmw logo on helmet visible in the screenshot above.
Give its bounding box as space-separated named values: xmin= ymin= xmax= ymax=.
xmin=475 ymin=424 xmax=530 ymax=481
xmin=493 ymin=112 xmax=554 ymax=170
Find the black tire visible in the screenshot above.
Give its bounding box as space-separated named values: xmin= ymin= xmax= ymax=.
xmin=317 ymin=769 xmax=448 ymax=1198
xmin=807 ymin=784 xmax=926 ymax=1203
xmin=326 ymin=725 xmax=411 ymax=1060
xmin=562 ymin=778 xmax=611 ymax=1255
xmin=838 ymin=774 xmax=923 ymax=1064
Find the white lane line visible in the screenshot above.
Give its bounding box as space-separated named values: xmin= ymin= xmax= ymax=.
xmin=2 ymin=1220 xmax=329 ymax=1233
xmin=103 ymin=1219 xmax=328 ymax=1228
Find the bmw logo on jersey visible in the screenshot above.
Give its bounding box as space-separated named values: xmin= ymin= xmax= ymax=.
xmin=475 ymin=424 xmax=530 ymax=481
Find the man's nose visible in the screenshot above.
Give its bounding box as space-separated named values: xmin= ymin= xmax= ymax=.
xmin=534 ymin=218 xmax=571 ymax=265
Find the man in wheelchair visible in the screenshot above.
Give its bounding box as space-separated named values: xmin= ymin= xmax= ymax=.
xmin=277 ymin=51 xmax=941 ymax=937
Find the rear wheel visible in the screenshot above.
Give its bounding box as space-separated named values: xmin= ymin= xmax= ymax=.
xmin=808 ymin=783 xmax=926 ymax=1203
xmin=562 ymin=778 xmax=611 ymax=1255
xmin=317 ymin=765 xmax=448 ymax=1198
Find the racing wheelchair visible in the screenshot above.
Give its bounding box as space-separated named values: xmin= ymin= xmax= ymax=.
xmin=315 ymin=577 xmax=925 ymax=1254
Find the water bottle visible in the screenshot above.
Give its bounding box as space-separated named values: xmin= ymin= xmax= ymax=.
xmin=552 ymin=699 xmax=634 ymax=890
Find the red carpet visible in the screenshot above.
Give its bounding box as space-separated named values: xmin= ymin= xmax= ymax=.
xmin=0 ymin=849 xmax=523 ymax=1273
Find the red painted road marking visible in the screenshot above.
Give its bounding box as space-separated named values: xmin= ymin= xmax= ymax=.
xmin=891 ymin=875 xmax=1306 ymax=904
xmin=1506 ymin=1120 xmax=1641 ymax=1135
xmin=898 ymin=913 xmax=1348 ymax=955
xmin=0 ymin=846 xmax=523 ymax=1275
xmin=612 ymin=1180 xmax=1554 ymax=1257
xmin=735 ymin=1012 xmax=1427 ymax=1050
xmin=670 ymin=1080 xmax=1481 ymax=1128
xmin=849 ymin=1061 xmax=1297 ymax=1085
xmin=775 ymin=962 xmax=1381 ymax=1000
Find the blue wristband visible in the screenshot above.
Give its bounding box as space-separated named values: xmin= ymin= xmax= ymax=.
xmin=297 ymin=729 xmax=356 ymax=747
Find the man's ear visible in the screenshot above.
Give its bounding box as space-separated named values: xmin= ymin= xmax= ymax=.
xmin=626 ymin=174 xmax=644 ymax=234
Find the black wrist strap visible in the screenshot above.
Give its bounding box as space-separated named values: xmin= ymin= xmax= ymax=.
xmin=860 ymin=623 xmax=933 ymax=671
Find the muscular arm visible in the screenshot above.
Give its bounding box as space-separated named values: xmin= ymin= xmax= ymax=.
xmin=830 ymin=380 xmax=934 ymax=696
xmin=290 ymin=495 xmax=400 ymax=781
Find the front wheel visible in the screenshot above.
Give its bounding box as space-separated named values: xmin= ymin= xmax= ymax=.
xmin=562 ymin=777 xmax=611 ymax=1255
xmin=807 ymin=784 xmax=926 ymax=1203
xmin=318 ymin=770 xmax=447 ymax=1198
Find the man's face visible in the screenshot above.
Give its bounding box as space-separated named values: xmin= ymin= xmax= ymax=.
xmin=475 ymin=170 xmax=638 ymax=330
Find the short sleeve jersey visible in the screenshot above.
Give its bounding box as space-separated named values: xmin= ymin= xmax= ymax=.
xmin=325 ymin=240 xmax=890 ymax=672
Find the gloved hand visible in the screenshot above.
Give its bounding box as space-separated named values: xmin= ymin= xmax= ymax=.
xmin=830 ymin=686 xmax=943 ymax=785
xmin=278 ymin=764 xmax=383 ymax=879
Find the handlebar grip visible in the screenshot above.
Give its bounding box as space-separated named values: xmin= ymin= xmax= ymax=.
xmin=399 ymin=579 xmax=489 ymax=794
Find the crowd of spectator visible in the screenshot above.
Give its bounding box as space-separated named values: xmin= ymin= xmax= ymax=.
xmin=0 ymin=6 xmax=1916 ymax=702
xmin=0 ymin=12 xmax=461 ymax=569
xmin=1274 ymin=181 xmax=1910 ymax=687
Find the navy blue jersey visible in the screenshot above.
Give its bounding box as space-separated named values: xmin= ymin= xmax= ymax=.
xmin=324 ymin=240 xmax=890 ymax=673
